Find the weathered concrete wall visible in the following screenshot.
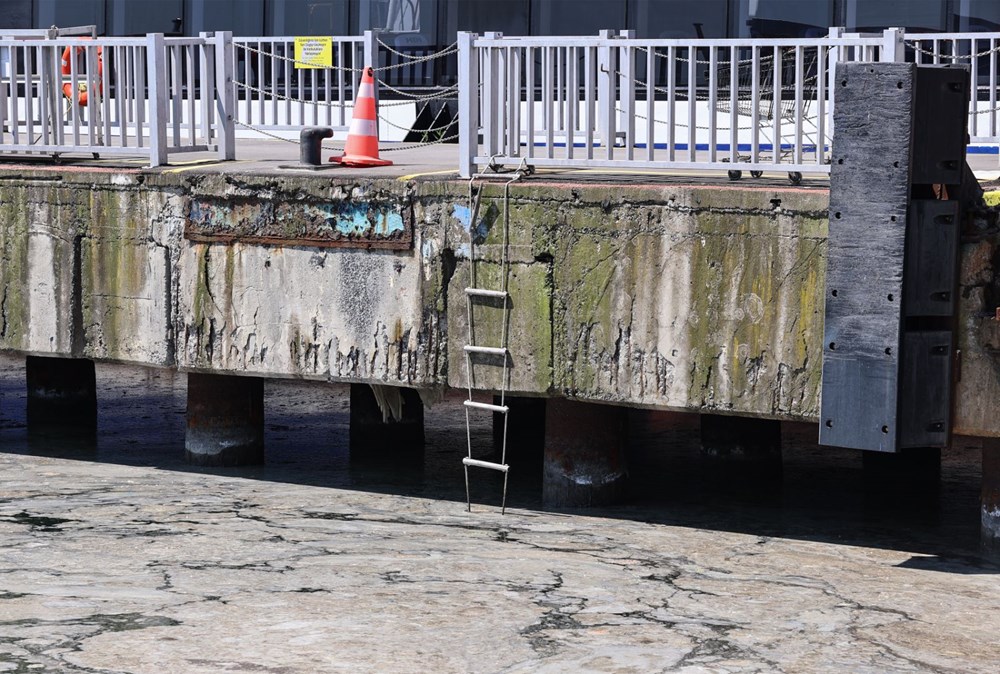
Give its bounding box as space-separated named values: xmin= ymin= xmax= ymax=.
xmin=175 ymin=176 xmax=440 ymax=385
xmin=0 ymin=173 xmax=174 ymax=361
xmin=956 ymin=237 xmax=1000 ymax=436
xmin=0 ymin=167 xmax=997 ymax=435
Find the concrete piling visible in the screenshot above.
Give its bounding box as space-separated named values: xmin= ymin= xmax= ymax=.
xmin=982 ymin=438 xmax=1000 ymax=553
xmin=699 ymin=414 xmax=783 ymax=493
xmin=349 ymin=384 xmax=424 ymax=452
xmin=493 ymin=395 xmax=545 ymax=469
xmin=26 ymin=356 xmax=97 ymax=435
xmin=185 ymin=373 xmax=265 ymax=466
xmin=543 ymin=398 xmax=627 ymax=507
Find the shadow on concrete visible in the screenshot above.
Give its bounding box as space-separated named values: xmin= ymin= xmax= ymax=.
xmin=0 ymin=357 xmax=993 ymax=572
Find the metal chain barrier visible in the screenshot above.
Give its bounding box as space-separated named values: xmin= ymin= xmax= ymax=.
xmin=376 ymin=79 xmax=459 ymax=99
xmin=637 ymin=45 xmax=775 ymax=66
xmin=237 ymin=41 xmax=456 ymax=73
xmin=377 ymin=39 xmax=458 ymax=61
xmin=238 ymin=42 xmax=359 ymax=72
xmin=614 ymin=69 xmax=818 ymax=116
xmin=373 ymin=46 xmax=458 ymax=72
xmin=377 ymin=114 xmax=457 ymax=135
xmin=616 ymin=105 xmax=769 ymax=132
xmin=237 ymin=78 xmax=453 ymax=109
xmin=236 ymin=80 xmax=350 ymax=108
xmin=905 ymin=40 xmax=1000 ymax=59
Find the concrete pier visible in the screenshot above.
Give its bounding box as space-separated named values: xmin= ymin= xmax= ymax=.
xmin=543 ymin=398 xmax=627 ymax=507
xmin=25 ymin=356 xmax=97 ymax=434
xmin=185 ymin=373 xmax=264 ymax=466
xmin=982 ymin=438 xmax=1000 ymax=552
xmin=349 ymin=384 xmax=424 ymax=452
xmin=1 ymin=153 xmax=999 ymax=539
xmin=699 ymin=415 xmax=783 ymax=492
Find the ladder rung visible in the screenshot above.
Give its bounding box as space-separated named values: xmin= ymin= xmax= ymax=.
xmin=463 ymin=457 xmax=509 ymax=473
xmin=465 ymin=288 xmax=509 ymax=299
xmin=464 ymin=400 xmax=509 ymax=414
xmin=464 ymin=345 xmax=508 ymax=357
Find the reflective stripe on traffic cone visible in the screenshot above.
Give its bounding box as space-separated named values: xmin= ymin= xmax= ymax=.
xmin=330 ymin=66 xmax=392 ymax=167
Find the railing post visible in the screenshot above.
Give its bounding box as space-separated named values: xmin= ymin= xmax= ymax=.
xmin=458 ymin=31 xmax=479 ymax=178
xmin=363 ymin=29 xmax=378 ymax=70
xmin=827 ymin=27 xmax=845 ymax=151
xmin=363 ymin=29 xmax=379 ymax=114
xmin=214 ymin=30 xmax=235 ymax=160
xmin=482 ymin=32 xmax=502 ymax=160
xmin=618 ymin=30 xmax=636 ymax=150
xmin=881 ymin=27 xmax=905 ymax=62
xmin=597 ymin=29 xmax=616 ymax=152
xmin=199 ymin=31 xmax=215 ymax=145
xmin=146 ymin=33 xmax=169 ymax=167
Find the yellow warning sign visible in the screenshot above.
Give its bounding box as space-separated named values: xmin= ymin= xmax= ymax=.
xmin=294 ymin=37 xmax=333 ymax=69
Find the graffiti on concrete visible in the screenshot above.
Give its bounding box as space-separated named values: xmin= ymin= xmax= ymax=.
xmin=185 ymin=197 xmax=412 ymax=249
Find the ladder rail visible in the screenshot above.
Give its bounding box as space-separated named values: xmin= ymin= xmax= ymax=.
xmin=462 ymin=158 xmax=530 ymax=515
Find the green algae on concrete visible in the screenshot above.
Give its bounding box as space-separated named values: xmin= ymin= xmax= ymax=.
xmin=2 ymin=164 xmax=999 ymax=434
xmin=446 ymin=260 xmax=553 ymax=393
xmin=0 ymin=182 xmax=30 ymax=350
xmin=80 ymin=187 xmax=172 ymax=365
xmin=549 ymin=184 xmax=828 ymax=420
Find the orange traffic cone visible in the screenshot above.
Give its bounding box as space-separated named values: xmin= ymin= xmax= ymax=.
xmin=330 ymin=66 xmax=392 ymax=167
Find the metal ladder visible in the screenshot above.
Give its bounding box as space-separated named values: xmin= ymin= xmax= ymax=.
xmin=462 ymin=161 xmax=528 ymax=514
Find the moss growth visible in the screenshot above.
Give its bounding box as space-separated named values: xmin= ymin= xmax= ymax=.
xmin=0 ymin=184 xmax=30 ymax=347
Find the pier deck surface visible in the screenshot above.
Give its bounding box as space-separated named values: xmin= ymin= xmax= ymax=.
xmin=5 ymin=138 xmax=999 ymax=184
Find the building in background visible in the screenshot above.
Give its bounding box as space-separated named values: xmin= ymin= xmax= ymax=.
xmin=2 ymin=1 xmax=998 ymax=89
xmin=0 ymin=1 xmax=998 ymax=43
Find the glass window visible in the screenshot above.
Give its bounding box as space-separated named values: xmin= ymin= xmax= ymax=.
xmin=356 ymin=0 xmax=436 ymax=35
xmin=630 ymin=0 xmax=730 ymax=38
xmin=531 ymin=0 xmax=625 ymax=36
xmin=953 ymin=0 xmax=1000 ymax=32
xmin=734 ymin=0 xmax=833 ymax=38
xmin=443 ymin=0 xmax=529 ymax=37
xmin=0 ymin=1 xmax=33 ymax=30
xmin=267 ymin=0 xmax=348 ymax=36
xmin=109 ymin=0 xmax=183 ymax=35
xmin=186 ymin=0 xmax=265 ymax=36
xmin=846 ymin=0 xmax=946 ymax=33
xmin=357 ymin=0 xmax=440 ymax=87
xmin=34 ymin=0 xmax=105 ymax=34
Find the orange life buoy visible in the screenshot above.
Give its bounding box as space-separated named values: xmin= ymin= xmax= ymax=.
xmin=60 ymin=40 xmax=103 ymax=107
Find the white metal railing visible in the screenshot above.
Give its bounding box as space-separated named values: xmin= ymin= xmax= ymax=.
xmin=232 ymin=33 xmax=372 ymax=132
xmin=5 ymin=27 xmax=1000 ymax=174
xmin=230 ymin=31 xmax=459 ymax=142
xmin=903 ymin=31 xmax=1000 ymax=144
xmin=459 ymin=29 xmax=899 ymax=178
xmin=0 ymin=31 xmax=234 ymax=166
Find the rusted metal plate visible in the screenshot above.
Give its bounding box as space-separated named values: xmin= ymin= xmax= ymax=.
xmin=184 ymin=197 xmax=413 ymax=249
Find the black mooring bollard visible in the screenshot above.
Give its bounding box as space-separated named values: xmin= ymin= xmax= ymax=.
xmin=300 ymin=126 xmax=334 ymax=167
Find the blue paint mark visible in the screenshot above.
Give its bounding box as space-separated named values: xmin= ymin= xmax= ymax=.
xmin=334 ymin=216 xmax=354 ymax=236
xmin=452 ymin=204 xmax=472 ymax=230
xmin=352 ymin=207 xmax=370 ymax=235
xmin=385 ymin=212 xmax=405 ymax=235
xmin=332 ymin=204 xmax=372 ymax=236
xmin=456 ymin=243 xmax=471 ymax=259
